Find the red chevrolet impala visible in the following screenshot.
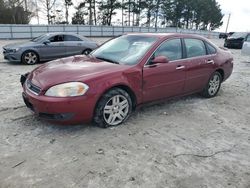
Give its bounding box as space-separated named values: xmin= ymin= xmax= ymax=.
xmin=21 ymin=33 xmax=233 ymax=127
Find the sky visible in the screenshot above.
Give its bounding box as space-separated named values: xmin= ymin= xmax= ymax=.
xmin=216 ymin=0 xmax=250 ymax=32
xmin=31 ymin=0 xmax=250 ymax=32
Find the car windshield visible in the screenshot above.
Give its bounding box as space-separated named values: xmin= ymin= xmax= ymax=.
xmin=230 ymin=32 xmax=247 ymax=38
xmin=91 ymin=35 xmax=158 ymax=65
xmin=31 ymin=34 xmax=49 ymax=42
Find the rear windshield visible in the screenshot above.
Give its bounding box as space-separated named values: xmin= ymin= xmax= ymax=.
xmin=230 ymin=32 xmax=247 ymax=38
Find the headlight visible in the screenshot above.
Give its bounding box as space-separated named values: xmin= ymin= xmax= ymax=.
xmin=45 ymin=82 xmax=89 ymax=97
xmin=7 ymin=48 xmax=19 ymax=53
xmin=11 ymin=48 xmax=20 ymax=52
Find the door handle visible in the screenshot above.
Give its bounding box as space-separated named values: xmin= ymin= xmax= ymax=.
xmin=206 ymin=59 xmax=214 ymax=64
xmin=176 ymin=65 xmax=185 ymax=70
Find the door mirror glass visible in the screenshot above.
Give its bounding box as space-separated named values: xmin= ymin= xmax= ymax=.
xmin=152 ymin=56 xmax=169 ymax=64
xmin=43 ymin=40 xmax=51 ymax=45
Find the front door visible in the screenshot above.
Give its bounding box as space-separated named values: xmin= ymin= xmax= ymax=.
xmin=64 ymin=34 xmax=83 ymax=56
xmin=142 ymin=38 xmax=186 ymax=103
xmin=40 ymin=35 xmax=66 ymax=60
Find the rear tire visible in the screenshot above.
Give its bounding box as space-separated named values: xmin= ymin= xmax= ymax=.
xmin=21 ymin=50 xmax=39 ymax=65
xmin=93 ymin=88 xmax=132 ymax=128
xmin=201 ymin=71 xmax=222 ymax=98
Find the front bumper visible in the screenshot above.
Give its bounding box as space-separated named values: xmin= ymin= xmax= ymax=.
xmin=22 ymin=92 xmax=74 ymax=121
xmin=21 ymin=75 xmax=96 ymax=124
xmin=3 ymin=50 xmax=21 ymax=62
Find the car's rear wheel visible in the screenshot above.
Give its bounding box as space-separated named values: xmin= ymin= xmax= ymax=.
xmin=201 ymin=71 xmax=222 ymax=98
xmin=22 ymin=51 xmax=39 ymax=65
xmin=94 ymin=88 xmax=132 ymax=128
xmin=82 ymin=49 xmax=92 ymax=55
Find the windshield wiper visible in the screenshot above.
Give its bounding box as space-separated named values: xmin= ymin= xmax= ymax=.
xmin=95 ymin=56 xmax=119 ymax=64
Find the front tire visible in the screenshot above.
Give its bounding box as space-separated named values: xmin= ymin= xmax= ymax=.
xmin=21 ymin=51 xmax=39 ymax=65
xmin=201 ymin=71 xmax=222 ymax=98
xmin=93 ymin=88 xmax=132 ymax=128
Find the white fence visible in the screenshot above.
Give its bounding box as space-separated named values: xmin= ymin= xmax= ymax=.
xmin=0 ymin=24 xmax=220 ymax=39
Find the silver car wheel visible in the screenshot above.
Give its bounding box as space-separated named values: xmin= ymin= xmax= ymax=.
xmin=24 ymin=52 xmax=38 ymax=65
xmin=103 ymin=95 xmax=129 ymax=126
xmin=208 ymin=74 xmax=220 ymax=95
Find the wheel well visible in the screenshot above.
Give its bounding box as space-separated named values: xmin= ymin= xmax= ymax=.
xmin=216 ymin=69 xmax=224 ymax=81
xmin=97 ymin=85 xmax=137 ymax=111
xmin=116 ymin=85 xmax=137 ymax=109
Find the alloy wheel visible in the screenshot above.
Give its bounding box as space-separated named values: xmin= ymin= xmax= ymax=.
xmin=208 ymin=74 xmax=220 ymax=96
xmin=103 ymin=94 xmax=129 ymax=126
xmin=24 ymin=52 xmax=38 ymax=65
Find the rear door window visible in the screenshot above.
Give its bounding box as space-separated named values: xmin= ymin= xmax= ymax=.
xmin=205 ymin=42 xmax=217 ymax=54
xmin=64 ymin=35 xmax=81 ymax=41
xmin=184 ymin=38 xmax=206 ymax=58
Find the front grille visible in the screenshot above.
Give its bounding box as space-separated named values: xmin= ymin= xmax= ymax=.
xmin=26 ymin=80 xmax=41 ymax=95
xmin=39 ymin=112 xmax=74 ymax=121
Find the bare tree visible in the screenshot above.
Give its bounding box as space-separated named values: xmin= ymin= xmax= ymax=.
xmin=65 ymin=0 xmax=73 ymax=24
xmin=39 ymin=0 xmax=57 ymax=24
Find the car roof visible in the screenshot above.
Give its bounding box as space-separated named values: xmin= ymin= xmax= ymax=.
xmin=124 ymin=32 xmax=208 ymax=40
xmin=45 ymin=32 xmax=89 ymax=41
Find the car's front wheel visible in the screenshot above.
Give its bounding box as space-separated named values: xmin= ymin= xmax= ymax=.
xmin=201 ymin=71 xmax=222 ymax=98
xmin=21 ymin=51 xmax=39 ymax=65
xmin=94 ymin=88 xmax=132 ymax=128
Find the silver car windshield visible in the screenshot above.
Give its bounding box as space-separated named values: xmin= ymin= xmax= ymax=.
xmin=92 ymin=35 xmax=158 ymax=65
xmin=31 ymin=34 xmax=49 ymax=42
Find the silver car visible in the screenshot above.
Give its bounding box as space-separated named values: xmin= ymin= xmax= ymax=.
xmin=242 ymin=33 xmax=250 ymax=56
xmin=3 ymin=32 xmax=98 ymax=65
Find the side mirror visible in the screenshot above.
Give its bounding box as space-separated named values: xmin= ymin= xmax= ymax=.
xmin=151 ymin=56 xmax=169 ymax=64
xmin=43 ymin=40 xmax=51 ymax=45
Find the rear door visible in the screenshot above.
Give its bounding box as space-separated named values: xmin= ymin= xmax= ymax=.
xmin=142 ymin=38 xmax=186 ymax=102
xmin=183 ymin=38 xmax=216 ymax=93
xmin=64 ymin=34 xmax=83 ymax=56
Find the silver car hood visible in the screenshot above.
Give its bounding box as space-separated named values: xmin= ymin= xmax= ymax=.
xmin=3 ymin=41 xmax=37 ymax=49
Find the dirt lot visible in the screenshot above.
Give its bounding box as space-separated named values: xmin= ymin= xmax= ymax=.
xmin=0 ymin=38 xmax=250 ymax=188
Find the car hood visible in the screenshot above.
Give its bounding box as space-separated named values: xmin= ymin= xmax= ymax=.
xmin=4 ymin=41 xmax=36 ymax=49
xmin=29 ymin=55 xmax=129 ymax=89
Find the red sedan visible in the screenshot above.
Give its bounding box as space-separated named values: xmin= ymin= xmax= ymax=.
xmin=21 ymin=33 xmax=233 ymax=128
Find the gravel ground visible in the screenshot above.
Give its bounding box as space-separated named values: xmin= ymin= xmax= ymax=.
xmin=0 ymin=37 xmax=250 ymax=188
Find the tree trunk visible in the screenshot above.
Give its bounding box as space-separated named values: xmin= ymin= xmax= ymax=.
xmin=89 ymin=0 xmax=93 ymax=25
xmin=121 ymin=0 xmax=124 ymax=26
xmin=155 ymin=0 xmax=160 ymax=29
xmin=65 ymin=5 xmax=69 ymax=24
xmin=146 ymin=10 xmax=151 ymax=27
xmin=128 ymin=0 xmax=131 ymax=26
xmin=93 ymin=0 xmax=96 ymax=25
xmin=46 ymin=0 xmax=50 ymax=24
xmin=136 ymin=0 xmax=141 ymax=26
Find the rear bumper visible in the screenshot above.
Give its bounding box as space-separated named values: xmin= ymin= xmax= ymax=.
xmin=224 ymin=41 xmax=243 ymax=49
